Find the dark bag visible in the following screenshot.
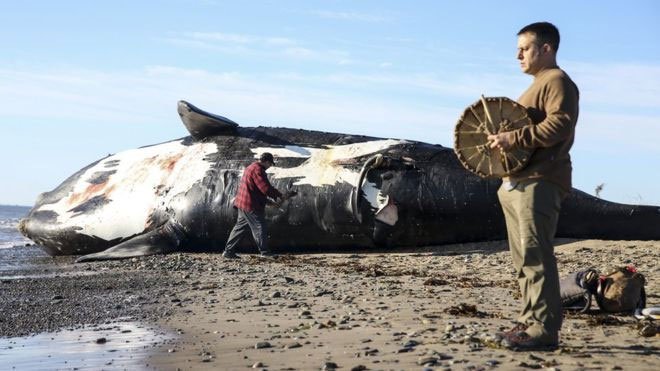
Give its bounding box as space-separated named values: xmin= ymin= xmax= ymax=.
xmin=560 ymin=266 xmax=646 ymax=314
xmin=560 ymin=268 xmax=599 ymax=312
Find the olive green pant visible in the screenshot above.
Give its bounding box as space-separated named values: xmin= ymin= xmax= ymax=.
xmin=497 ymin=179 xmax=564 ymax=339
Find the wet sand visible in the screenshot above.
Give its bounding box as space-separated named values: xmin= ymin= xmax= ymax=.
xmin=1 ymin=239 xmax=658 ymax=370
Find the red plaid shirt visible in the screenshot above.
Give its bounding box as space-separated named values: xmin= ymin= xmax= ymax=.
xmin=233 ymin=161 xmax=282 ymax=213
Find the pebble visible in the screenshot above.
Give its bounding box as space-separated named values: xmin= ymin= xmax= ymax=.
xmin=322 ymin=361 xmax=338 ymax=370
xmin=255 ymin=341 xmax=272 ymax=349
xmin=364 ymin=348 xmax=378 ymax=356
xmin=417 ymin=356 xmax=438 ymax=366
xmin=270 ymin=291 xmax=282 ymax=298
xmin=517 ymin=361 xmax=541 ymax=368
xmin=252 ymin=361 xmax=264 ymax=368
xmin=95 ymin=337 xmax=107 ymax=344
xmin=403 ymin=339 xmax=420 ymax=348
xmin=285 ymin=342 xmax=302 ymax=349
xmin=468 ymin=342 xmax=482 ymax=351
xmin=485 ymin=359 xmax=500 ymax=366
xmin=639 ymin=324 xmax=657 ymax=337
xmin=528 ymin=354 xmax=545 ymax=362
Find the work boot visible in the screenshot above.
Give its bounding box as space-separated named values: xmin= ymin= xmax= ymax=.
xmin=222 ymin=251 xmax=240 ymax=259
xmin=259 ymin=251 xmax=277 ymax=260
xmin=494 ymin=322 xmax=528 ymax=341
xmin=501 ymin=330 xmax=558 ymax=351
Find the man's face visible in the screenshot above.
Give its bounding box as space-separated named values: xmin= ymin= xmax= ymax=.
xmin=517 ymin=32 xmax=543 ymax=75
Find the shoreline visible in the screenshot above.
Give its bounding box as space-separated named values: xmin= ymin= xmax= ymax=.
xmin=1 ymin=240 xmax=658 ymax=369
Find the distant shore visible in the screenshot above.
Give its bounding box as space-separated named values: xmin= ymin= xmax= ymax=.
xmin=1 ymin=240 xmax=658 ymax=369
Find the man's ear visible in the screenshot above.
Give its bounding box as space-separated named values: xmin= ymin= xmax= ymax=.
xmin=542 ymin=43 xmax=553 ymax=54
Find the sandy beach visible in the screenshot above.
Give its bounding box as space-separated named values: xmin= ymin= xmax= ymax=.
xmin=1 ymin=239 xmax=658 ymax=370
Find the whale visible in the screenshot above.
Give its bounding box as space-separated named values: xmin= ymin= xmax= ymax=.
xmin=19 ymin=101 xmax=660 ymax=262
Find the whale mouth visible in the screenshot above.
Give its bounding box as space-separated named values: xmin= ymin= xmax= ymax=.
xmin=352 ymin=154 xmax=386 ymax=223
xmin=374 ymin=195 xmax=398 ymax=226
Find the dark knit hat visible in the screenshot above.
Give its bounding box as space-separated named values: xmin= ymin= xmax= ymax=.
xmin=259 ymin=152 xmax=275 ymax=164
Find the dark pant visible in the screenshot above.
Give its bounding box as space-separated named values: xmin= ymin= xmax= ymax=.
xmin=497 ymin=179 xmax=565 ymax=339
xmin=224 ymin=209 xmax=270 ymax=254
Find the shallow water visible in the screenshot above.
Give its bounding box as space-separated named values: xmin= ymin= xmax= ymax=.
xmin=0 ymin=322 xmax=173 ymax=370
xmin=0 ymin=270 xmax=99 ymax=281
xmin=0 ymin=205 xmax=31 ymax=250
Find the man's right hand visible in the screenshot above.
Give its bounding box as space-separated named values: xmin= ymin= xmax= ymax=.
xmin=487 ymin=132 xmax=515 ymax=151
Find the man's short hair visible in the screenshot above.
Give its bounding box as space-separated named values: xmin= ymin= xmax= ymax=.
xmin=518 ymin=22 xmax=560 ymax=52
xmin=259 ymin=152 xmax=275 ymax=164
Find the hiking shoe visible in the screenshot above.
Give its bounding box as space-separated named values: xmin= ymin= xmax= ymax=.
xmin=495 ymin=322 xmax=528 ymax=341
xmin=259 ymin=252 xmax=277 ymax=259
xmin=222 ymin=252 xmax=240 ymax=259
xmin=501 ymin=331 xmax=558 ymax=351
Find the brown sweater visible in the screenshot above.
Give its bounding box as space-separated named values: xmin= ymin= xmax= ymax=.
xmin=506 ymin=67 xmax=579 ymax=192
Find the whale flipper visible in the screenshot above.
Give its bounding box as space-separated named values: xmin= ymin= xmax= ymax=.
xmin=75 ymin=220 xmax=186 ymax=262
xmin=177 ymin=100 xmax=239 ymax=140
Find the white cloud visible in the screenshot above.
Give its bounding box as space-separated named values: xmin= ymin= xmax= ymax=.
xmin=576 ymin=111 xmax=660 ymax=153
xmin=5 ymin=62 xmax=658 ymax=146
xmin=567 ymin=61 xmax=660 ymax=110
xmin=265 ymin=37 xmax=297 ymax=46
xmin=163 ymin=31 xmax=353 ymax=64
xmin=269 ymin=70 xmax=528 ymax=100
xmin=186 ymin=31 xmax=257 ymax=43
xmin=0 ymin=66 xmax=457 ymax=143
xmin=282 ymin=47 xmax=316 ymax=58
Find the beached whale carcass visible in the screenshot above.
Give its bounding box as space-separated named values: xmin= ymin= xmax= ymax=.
xmin=19 ymin=101 xmax=660 ymax=262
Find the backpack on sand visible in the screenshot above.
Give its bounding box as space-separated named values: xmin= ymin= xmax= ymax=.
xmin=596 ymin=266 xmax=646 ymax=313
xmin=560 ymin=266 xmax=646 ymax=314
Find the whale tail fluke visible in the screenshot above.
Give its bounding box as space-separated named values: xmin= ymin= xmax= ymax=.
xmin=558 ymin=190 xmax=660 ymax=241
xmin=75 ymin=220 xmax=186 ymax=263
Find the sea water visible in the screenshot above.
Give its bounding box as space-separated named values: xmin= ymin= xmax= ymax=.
xmin=0 ymin=205 xmax=32 ymax=249
xmin=0 ymin=205 xmax=175 ymax=369
xmin=0 ymin=322 xmax=173 ymax=370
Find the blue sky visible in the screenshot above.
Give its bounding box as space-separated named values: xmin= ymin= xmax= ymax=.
xmin=1 ymin=0 xmax=659 ymax=206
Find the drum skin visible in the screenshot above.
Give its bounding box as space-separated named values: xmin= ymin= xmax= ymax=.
xmin=454 ymin=96 xmax=533 ymax=178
